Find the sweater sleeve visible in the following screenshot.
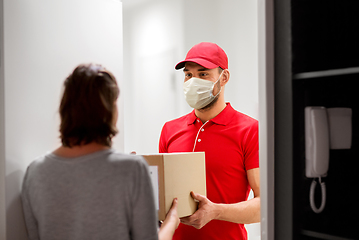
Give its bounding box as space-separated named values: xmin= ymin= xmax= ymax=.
xmin=130 ymin=157 xmax=158 ymax=240
xmin=21 ymin=166 xmax=40 ymax=240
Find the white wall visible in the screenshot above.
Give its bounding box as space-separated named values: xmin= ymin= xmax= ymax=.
xmin=123 ymin=0 xmax=187 ymax=154
xmin=123 ymin=0 xmax=260 ymax=239
xmin=2 ymin=0 xmax=123 ymax=239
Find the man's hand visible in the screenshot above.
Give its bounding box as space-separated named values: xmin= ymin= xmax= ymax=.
xmin=180 ymin=191 xmax=220 ymax=229
xmin=182 ymin=168 xmax=261 ymax=228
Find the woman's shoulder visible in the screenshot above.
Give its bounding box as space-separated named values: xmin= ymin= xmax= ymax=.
xmin=106 ymin=150 xmax=149 ymax=168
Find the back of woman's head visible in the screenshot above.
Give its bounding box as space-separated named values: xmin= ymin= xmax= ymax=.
xmin=59 ymin=63 xmax=119 ymax=147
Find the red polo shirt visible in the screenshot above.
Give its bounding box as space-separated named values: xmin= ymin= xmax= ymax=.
xmin=159 ymin=103 xmax=259 ymax=240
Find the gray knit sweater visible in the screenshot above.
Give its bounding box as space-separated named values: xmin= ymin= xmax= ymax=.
xmin=22 ymin=149 xmax=158 ymax=240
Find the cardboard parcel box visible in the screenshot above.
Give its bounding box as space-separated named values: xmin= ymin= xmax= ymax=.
xmin=142 ymin=152 xmax=206 ymax=221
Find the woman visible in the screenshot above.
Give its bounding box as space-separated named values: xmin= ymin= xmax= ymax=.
xmin=22 ymin=64 xmax=179 ymax=240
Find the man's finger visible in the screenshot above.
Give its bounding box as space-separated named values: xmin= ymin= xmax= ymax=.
xmin=180 ymin=216 xmax=191 ymax=225
xmin=191 ymin=191 xmax=206 ymax=202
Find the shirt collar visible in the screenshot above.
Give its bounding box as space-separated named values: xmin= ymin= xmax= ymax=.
xmin=186 ymin=102 xmax=235 ymax=126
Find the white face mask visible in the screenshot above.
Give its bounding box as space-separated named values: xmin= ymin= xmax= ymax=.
xmin=183 ymin=71 xmax=223 ymax=109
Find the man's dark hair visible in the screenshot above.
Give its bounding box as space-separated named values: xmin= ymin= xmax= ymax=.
xmin=59 ymin=63 xmax=119 ymax=147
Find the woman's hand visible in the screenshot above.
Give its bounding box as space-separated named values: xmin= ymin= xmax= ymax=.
xmin=158 ymin=198 xmax=180 ymax=240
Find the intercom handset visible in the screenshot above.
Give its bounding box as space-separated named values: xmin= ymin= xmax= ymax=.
xmin=305 ymin=107 xmax=329 ymax=213
xmin=305 ymin=107 xmax=330 ymax=178
xmin=305 ymin=106 xmax=352 ymax=214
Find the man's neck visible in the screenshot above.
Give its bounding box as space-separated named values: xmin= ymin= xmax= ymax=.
xmin=195 ymin=100 xmax=227 ymax=123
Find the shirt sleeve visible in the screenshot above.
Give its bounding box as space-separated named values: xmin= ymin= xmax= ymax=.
xmin=159 ymin=123 xmax=168 ymax=153
xmin=243 ymin=120 xmax=259 ymax=171
xmin=21 ymin=166 xmax=40 ymax=240
xmin=130 ymin=157 xmax=158 ymax=240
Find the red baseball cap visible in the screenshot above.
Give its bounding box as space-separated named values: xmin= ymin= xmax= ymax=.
xmin=175 ymin=42 xmax=228 ymax=70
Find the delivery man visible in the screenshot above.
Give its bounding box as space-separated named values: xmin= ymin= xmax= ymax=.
xmin=159 ymin=42 xmax=260 ymax=240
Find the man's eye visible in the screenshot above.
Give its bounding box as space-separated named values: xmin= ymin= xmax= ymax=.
xmin=200 ymin=73 xmax=208 ymax=77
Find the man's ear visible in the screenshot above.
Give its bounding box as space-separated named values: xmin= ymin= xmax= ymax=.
xmin=221 ymin=69 xmax=230 ymax=85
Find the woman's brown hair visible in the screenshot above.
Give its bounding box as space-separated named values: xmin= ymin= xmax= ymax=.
xmin=59 ymin=63 xmax=119 ymax=147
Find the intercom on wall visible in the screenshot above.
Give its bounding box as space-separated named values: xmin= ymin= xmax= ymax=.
xmin=305 ymin=106 xmax=352 ymax=213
